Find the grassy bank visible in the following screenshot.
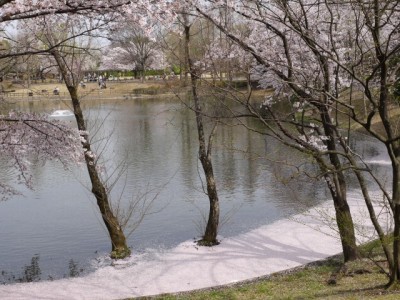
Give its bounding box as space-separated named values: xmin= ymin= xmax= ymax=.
xmin=138 ymin=262 xmax=397 ymax=299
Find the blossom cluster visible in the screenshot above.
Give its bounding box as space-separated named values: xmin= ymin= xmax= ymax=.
xmin=0 ymin=111 xmax=82 ymax=198
xmin=299 ymin=134 xmax=329 ymax=152
xmin=188 ymin=0 xmax=399 ymax=100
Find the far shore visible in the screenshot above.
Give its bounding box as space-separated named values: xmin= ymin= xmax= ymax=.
xmin=1 ymin=79 xmax=180 ymax=102
xmin=1 ymin=78 xmax=270 ymax=103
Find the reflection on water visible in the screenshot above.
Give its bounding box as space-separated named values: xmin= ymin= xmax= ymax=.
xmin=1 ymin=255 xmax=41 ymax=284
xmin=0 ymin=98 xmax=391 ymax=282
xmin=0 ymin=255 xmax=83 ymax=284
xmin=49 ymin=109 xmax=74 ymax=118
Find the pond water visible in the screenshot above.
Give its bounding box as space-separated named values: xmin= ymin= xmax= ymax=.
xmin=0 ymin=98 xmax=390 ymax=283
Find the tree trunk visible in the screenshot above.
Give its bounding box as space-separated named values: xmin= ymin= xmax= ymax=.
xmin=350 ymin=159 xmax=394 ymax=268
xmin=52 ymin=50 xmax=130 ymax=259
xmin=141 ymin=67 xmax=145 ymax=83
xmin=183 ymin=16 xmax=220 ymax=246
xmin=390 ymin=204 xmax=400 ymax=285
xmin=331 ymin=185 xmax=360 ymax=262
xmin=320 ymin=107 xmax=360 ymax=262
xmin=199 ymin=144 xmax=220 ymax=245
xmin=389 ymin=159 xmax=400 ymax=285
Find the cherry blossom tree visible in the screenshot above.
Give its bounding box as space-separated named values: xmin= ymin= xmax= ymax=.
xmin=0 ymin=111 xmax=82 ymax=200
xmin=160 ymin=9 xmax=258 ymax=245
xmin=101 ymin=46 xmax=135 ymax=72
xmin=178 ymin=1 xmax=362 ymax=260
xmin=106 ymin=27 xmax=161 ymax=81
xmin=0 ymin=1 xmax=178 ymax=259
xmin=181 ymin=12 xmax=221 ymax=245
xmin=0 ymin=1 xmax=177 ymax=62
xmin=21 ymin=13 xmax=135 ymax=258
xmin=161 ymin=12 xmax=253 ymax=86
xmin=189 ymin=0 xmax=400 ymax=279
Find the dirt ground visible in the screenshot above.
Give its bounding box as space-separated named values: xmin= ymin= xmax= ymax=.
xmin=1 ymin=78 xmax=269 ymax=102
xmin=6 ymin=79 xmax=169 ymax=95
xmin=0 ymin=78 xmax=181 ymax=102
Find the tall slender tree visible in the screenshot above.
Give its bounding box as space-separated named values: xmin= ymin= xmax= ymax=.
xmin=181 ymin=13 xmax=220 ymax=245
xmin=18 ymin=14 xmax=132 ymax=258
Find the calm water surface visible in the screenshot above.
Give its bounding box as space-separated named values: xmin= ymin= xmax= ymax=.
xmin=0 ymin=98 xmax=390 ymax=283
